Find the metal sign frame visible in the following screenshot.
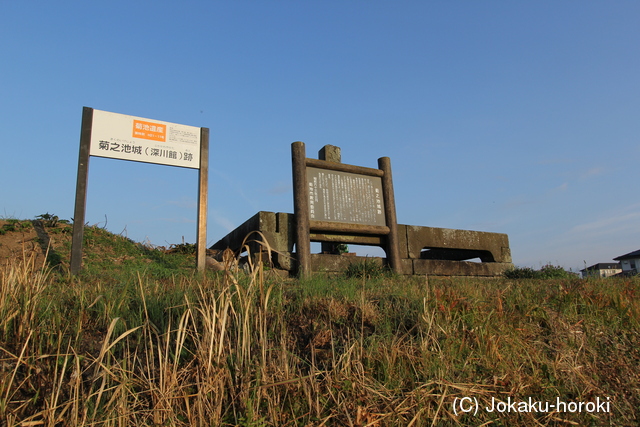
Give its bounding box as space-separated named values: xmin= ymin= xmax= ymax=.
xmin=291 ymin=141 xmax=401 ymax=277
xmin=70 ymin=107 xmax=209 ymax=273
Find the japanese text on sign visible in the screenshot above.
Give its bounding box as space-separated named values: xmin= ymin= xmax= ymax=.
xmin=307 ymin=167 xmax=386 ymax=226
xmin=89 ymin=109 xmax=201 ymax=169
xmin=133 ymin=120 xmax=166 ymax=142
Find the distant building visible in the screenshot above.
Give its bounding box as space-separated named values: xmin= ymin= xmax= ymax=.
xmin=613 ymin=249 xmax=640 ymax=276
xmin=580 ymin=263 xmax=621 ymax=279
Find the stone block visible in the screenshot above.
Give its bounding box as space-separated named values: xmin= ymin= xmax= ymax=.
xmin=412 ymin=259 xmax=512 ymax=277
xmin=405 ymin=225 xmax=512 ymax=263
xmin=310 ymin=253 xmax=382 ymax=273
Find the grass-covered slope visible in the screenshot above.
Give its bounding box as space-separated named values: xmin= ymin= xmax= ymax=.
xmin=0 ymin=216 xmax=195 ymax=278
xmin=0 ymin=219 xmax=638 ymax=426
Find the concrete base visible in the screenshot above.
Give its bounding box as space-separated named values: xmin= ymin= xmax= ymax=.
xmin=211 ymin=211 xmax=513 ymax=277
xmin=307 ymin=254 xmax=511 ymax=277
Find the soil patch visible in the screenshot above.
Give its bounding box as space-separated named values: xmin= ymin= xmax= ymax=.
xmin=0 ymin=220 xmax=73 ymax=269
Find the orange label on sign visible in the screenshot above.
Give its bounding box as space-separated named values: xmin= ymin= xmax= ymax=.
xmin=132 ymin=120 xmax=166 ymax=142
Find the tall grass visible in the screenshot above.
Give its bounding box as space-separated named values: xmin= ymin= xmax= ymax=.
xmin=0 ymin=247 xmax=638 ymax=425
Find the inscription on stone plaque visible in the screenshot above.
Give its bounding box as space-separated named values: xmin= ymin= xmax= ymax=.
xmin=307 ymin=167 xmax=386 ymax=226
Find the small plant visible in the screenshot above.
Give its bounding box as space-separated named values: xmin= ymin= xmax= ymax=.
xmin=335 ymin=243 xmax=349 ymax=254
xmin=167 ymin=242 xmax=197 ymax=254
xmin=344 ymin=257 xmax=389 ymax=279
xmin=35 ymin=212 xmax=59 ymax=227
xmin=1 ymin=220 xmax=31 ymax=233
xmin=503 ymin=266 xmax=538 ymax=279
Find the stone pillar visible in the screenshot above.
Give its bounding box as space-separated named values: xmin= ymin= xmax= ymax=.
xmin=319 ymin=145 xmax=341 ymax=163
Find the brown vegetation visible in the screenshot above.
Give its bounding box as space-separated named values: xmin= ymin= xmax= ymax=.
xmin=0 ymin=221 xmax=638 ymax=426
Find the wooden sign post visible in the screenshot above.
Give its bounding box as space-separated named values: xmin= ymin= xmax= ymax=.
xmin=291 ymin=141 xmax=401 ymax=278
xmin=70 ymin=107 xmax=209 ymax=273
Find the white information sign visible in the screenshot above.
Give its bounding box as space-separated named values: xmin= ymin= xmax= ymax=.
xmin=89 ymin=109 xmax=201 ymax=169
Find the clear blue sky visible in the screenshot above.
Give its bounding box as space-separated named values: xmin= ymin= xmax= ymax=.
xmin=2 ymin=1 xmax=639 ymax=272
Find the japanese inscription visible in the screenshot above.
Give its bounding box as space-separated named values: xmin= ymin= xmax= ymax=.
xmin=307 ymin=167 xmax=386 ymax=226
xmin=89 ymin=109 xmax=201 ymax=169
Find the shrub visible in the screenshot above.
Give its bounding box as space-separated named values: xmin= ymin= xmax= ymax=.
xmin=35 ymin=212 xmax=59 ymax=227
xmin=504 ymin=264 xmax=573 ymax=279
xmin=538 ymin=264 xmax=573 ymax=279
xmin=503 ymin=266 xmax=538 ymax=279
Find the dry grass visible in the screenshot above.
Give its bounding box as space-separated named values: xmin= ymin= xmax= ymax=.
xmin=0 ymin=246 xmax=639 ymax=426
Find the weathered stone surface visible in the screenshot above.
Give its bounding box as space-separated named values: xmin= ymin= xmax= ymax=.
xmin=210 ymin=211 xmax=294 ymax=270
xmin=310 ymin=254 xmax=382 ymax=273
xmin=211 ymin=211 xmax=261 ymax=251
xmin=412 ymin=259 xmax=513 ymax=277
xmin=206 ymin=257 xmax=225 ymax=271
xmin=318 ymin=145 xmax=341 ymax=163
xmin=404 ymin=225 xmax=512 ymax=263
xmin=400 ymin=258 xmax=413 ymax=275
xmin=397 ymin=224 xmax=409 ymax=259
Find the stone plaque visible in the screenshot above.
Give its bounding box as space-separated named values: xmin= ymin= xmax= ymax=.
xmin=307 ymin=167 xmax=386 ymax=226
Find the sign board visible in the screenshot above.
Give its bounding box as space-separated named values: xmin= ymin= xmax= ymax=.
xmin=307 ymin=167 xmax=386 ymax=226
xmin=291 ymin=141 xmax=401 ymax=278
xmin=71 ymin=107 xmax=209 ymax=274
xmin=90 ymin=109 xmax=201 ymax=169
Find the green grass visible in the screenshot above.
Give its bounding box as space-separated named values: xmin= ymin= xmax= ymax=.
xmin=0 ymin=222 xmax=638 ymax=425
xmin=0 ymin=219 xmax=32 ymax=234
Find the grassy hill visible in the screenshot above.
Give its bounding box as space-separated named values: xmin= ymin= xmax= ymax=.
xmin=0 ymin=217 xmax=638 ymax=426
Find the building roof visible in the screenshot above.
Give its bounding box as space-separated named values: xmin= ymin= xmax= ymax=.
xmin=613 ymin=249 xmax=640 ymax=261
xmin=581 ymin=263 xmax=621 ymax=272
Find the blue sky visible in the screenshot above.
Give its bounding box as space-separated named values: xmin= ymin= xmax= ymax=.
xmin=1 ymin=1 xmax=639 ymax=272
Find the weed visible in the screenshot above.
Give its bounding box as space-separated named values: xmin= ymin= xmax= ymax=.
xmin=504 ymin=266 xmax=538 ymax=279
xmin=35 ymin=212 xmax=60 ymax=227
xmin=167 ymin=242 xmax=197 ymax=254
xmin=504 ymin=264 xmax=574 ymax=279
xmin=344 ymin=257 xmax=390 ymax=279
xmin=335 ymin=243 xmax=349 ymax=254
xmin=0 ymin=229 xmax=638 ymax=425
xmin=1 ymin=220 xmax=32 ymax=233
xmin=538 ymin=263 xmax=574 ymax=279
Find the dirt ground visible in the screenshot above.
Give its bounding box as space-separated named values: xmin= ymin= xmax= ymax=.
xmin=0 ymin=220 xmax=73 ymax=268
